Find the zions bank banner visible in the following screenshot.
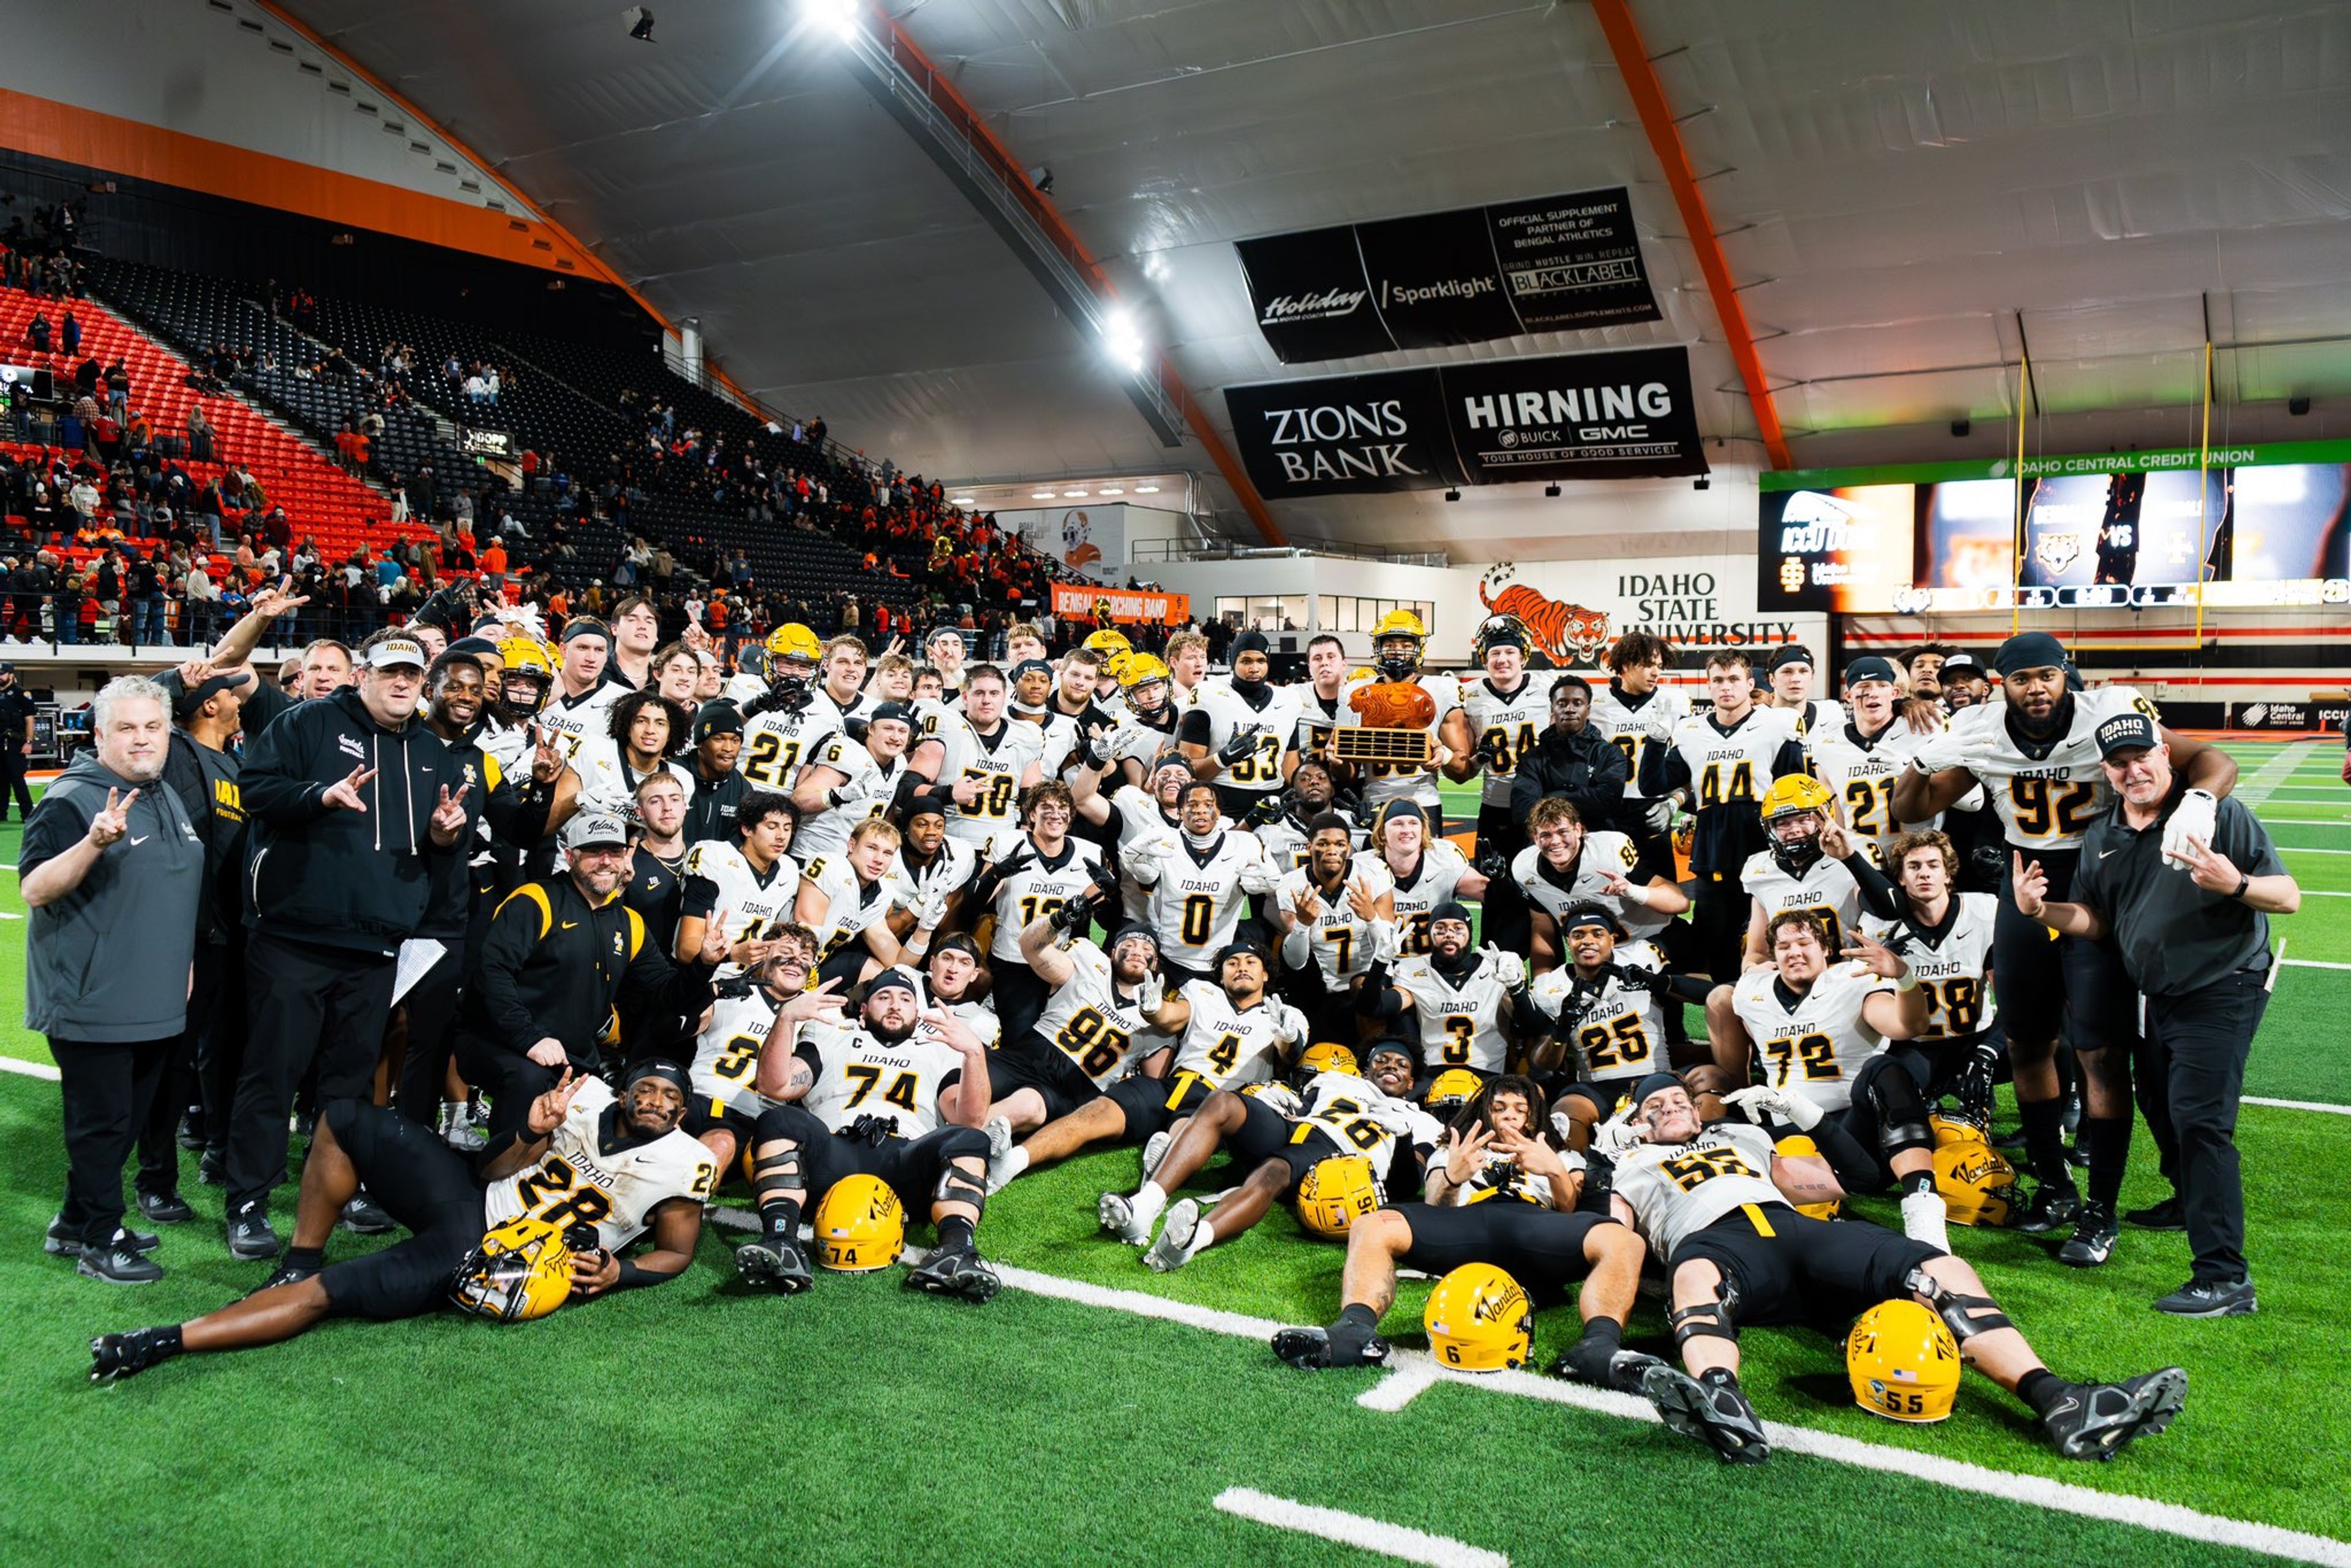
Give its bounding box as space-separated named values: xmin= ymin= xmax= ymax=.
xmin=1235 ymin=188 xmax=1660 ymax=362
xmin=1223 ymin=345 xmax=1708 ymax=498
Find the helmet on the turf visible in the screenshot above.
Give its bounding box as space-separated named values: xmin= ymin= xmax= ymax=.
xmin=1423 ymin=1068 xmax=1483 ymax=1110
xmin=449 ymin=1214 xmax=576 ymax=1322
xmin=1772 ymin=1135 xmax=1843 ymax=1219
xmin=1846 ymin=1299 xmax=1960 ymax=1423
xmin=1297 ymin=1043 xmax=1361 ymax=1080
xmin=1933 ymin=1140 xmax=2017 ymax=1228
xmin=1423 ymin=1262 xmax=1531 ymax=1373
xmin=1295 ymin=1155 xmax=1382 ymax=1238
xmin=1930 ymin=1111 xmax=1992 ymax=1148
xmin=1369 ymin=609 xmax=1427 ymax=683
xmin=812 ymin=1174 xmax=906 ymax=1272
xmin=1761 ymin=773 xmax=1834 ymax=876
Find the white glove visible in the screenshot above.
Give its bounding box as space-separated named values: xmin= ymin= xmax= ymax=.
xmin=1644 ymin=798 xmax=1676 ymax=835
xmin=1122 ymin=833 xmax=1177 ymax=872
xmin=1250 ymin=1082 xmax=1303 ymax=1116
xmin=909 ymin=884 xmax=950 ymax=930
xmin=2161 ymin=788 xmax=2218 ymax=871
xmin=1724 ymin=1084 xmax=1823 ymax=1132
xmin=1277 ymin=1002 xmax=1310 ymax=1049
xmin=1109 ymin=718 xmax=1152 ymax=759
xmin=1591 ymin=1117 xmax=1644 ymax=1160
xmin=1367 ymin=918 xmax=1399 ymax=966
xmin=1480 ymin=943 xmax=1527 ymax=990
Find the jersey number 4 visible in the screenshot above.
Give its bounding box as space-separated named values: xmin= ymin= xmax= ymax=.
xmin=843 ymin=1063 xmax=921 ymax=1112
xmin=1699 ymin=759 xmax=1757 ymax=808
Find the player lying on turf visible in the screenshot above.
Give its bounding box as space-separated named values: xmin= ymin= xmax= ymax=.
xmin=1101 ymin=1041 xmax=1444 ymax=1272
xmin=1598 ymin=1075 xmax=2187 ymax=1465
xmin=1269 ymin=1075 xmax=1649 ymax=1382
xmin=91 ymin=1063 xmax=715 ymax=1381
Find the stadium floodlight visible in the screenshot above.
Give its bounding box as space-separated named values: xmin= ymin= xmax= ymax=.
xmin=1134 ymin=484 xmax=1160 ymax=493
xmin=1101 ymin=307 xmax=1147 ymax=375
xmin=1031 ymin=489 xmax=1057 ymax=500
xmin=1098 ymin=486 xmax=1124 ymax=495
xmin=804 ymin=0 xmax=861 ymax=43
xmin=950 ymin=495 xmax=975 ymax=506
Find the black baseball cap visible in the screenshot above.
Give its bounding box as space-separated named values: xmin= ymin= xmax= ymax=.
xmin=1843 ymin=656 xmax=1899 ymax=686
xmin=1939 ymin=653 xmax=1987 ymax=681
xmin=2094 ymin=711 xmax=2159 ymax=759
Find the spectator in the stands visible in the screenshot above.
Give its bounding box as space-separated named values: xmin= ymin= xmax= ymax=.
xmin=186 ymin=406 xmax=215 ymax=463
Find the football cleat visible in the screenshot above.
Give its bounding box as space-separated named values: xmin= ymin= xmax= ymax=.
xmin=1141 ymin=1131 xmax=1172 ymax=1180
xmin=1270 ymin=1325 xmax=1390 ymax=1371
xmin=2058 ymin=1203 xmax=2120 ymax=1268
xmin=249 ymin=1258 xmax=321 ymax=1296
xmin=904 ymin=1245 xmax=1000 ymax=1304
xmin=2009 ymin=1186 xmax=2082 ymax=1236
xmin=1098 ymin=1187 xmax=1163 ymax=1246
xmin=734 ymin=1228 xmax=814 ymax=1296
xmin=984 ymin=1145 xmax=1027 ymax=1196
xmin=89 ymin=1327 xmax=181 ymax=1383
xmin=1639 ymin=1364 xmax=1772 ymax=1465
xmin=1552 ymin=1338 xmax=1666 ymax=1393
xmin=1144 ymin=1199 xmax=1209 ymax=1273
xmin=981 ymin=1116 xmax=1013 ymax=1161
xmin=2039 ymin=1368 xmax=2188 ymax=1460
xmin=48 ymin=1216 xmax=158 ymax=1256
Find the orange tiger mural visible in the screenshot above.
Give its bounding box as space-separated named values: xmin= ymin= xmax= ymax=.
xmin=1479 ymin=566 xmax=1613 ymax=668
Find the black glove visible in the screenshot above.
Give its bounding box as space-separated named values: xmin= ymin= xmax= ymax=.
xmin=1474 ymin=850 xmax=1508 ymax=882
xmin=843 ymin=1113 xmax=894 ymax=1146
xmin=1608 ymin=962 xmax=1668 ymax=996
xmin=1956 ymin=1043 xmax=2000 ymax=1119
xmin=1217 ymin=723 xmax=1265 ymax=766
xmin=1056 ymin=885 xmax=1102 ymax=936
xmin=1475 ymin=731 xmax=1510 ymax=769
xmin=1247 ymin=793 xmax=1285 ymax=828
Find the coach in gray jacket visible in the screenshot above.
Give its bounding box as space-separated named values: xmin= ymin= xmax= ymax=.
xmin=24 ymin=676 xmax=203 ymax=1283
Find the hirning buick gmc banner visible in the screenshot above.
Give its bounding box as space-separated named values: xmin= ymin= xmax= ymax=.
xmin=1234 ymin=187 xmax=1660 ymax=362
xmin=1224 ymin=345 xmax=1708 ymax=499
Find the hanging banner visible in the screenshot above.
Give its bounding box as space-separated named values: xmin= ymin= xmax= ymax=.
xmin=1051 ymin=583 xmax=1191 ymax=626
xmin=1224 ymin=345 xmax=1708 ymax=499
xmin=1235 ymin=186 xmax=1659 ymax=363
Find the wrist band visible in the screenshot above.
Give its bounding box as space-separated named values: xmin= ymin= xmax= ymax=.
xmin=2232 ymin=874 xmax=2251 ymax=899
xmin=1894 ymin=970 xmax=1918 ymax=992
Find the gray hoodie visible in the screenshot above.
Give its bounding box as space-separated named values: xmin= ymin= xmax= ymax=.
xmin=21 ymin=749 xmax=204 ymax=1042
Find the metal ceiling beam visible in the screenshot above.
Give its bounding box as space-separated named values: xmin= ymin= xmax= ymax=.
xmin=1588 ymin=0 xmax=1792 ymax=470
xmin=826 ymin=6 xmax=1287 ymax=544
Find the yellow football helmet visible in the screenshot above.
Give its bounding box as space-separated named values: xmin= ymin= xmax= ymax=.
xmin=1423 ymin=1068 xmax=1483 ymax=1110
xmin=1773 ymin=1135 xmax=1843 ymax=1219
xmin=1295 ymin=1155 xmax=1383 ymax=1238
xmin=1931 ymin=1111 xmax=1992 ymax=1149
xmin=1119 ymin=652 xmax=1170 ymax=714
xmin=766 ymin=622 xmax=823 ymax=667
xmin=1297 ymin=1043 xmax=1361 ymax=1079
xmin=1369 ymin=609 xmax=1427 ymax=681
xmin=497 ymin=634 xmax=552 ymax=679
xmin=449 ymin=1214 xmax=576 ymax=1322
xmin=1846 ymin=1299 xmax=1961 ymax=1423
xmin=812 ymin=1174 xmax=906 ymax=1272
xmin=1084 ymin=628 xmax=1133 ymax=658
xmin=1423 ymin=1262 xmax=1531 ymax=1373
xmin=1761 ymin=773 xmax=1834 ymax=822
xmin=1933 ymin=1139 xmax=2017 ymax=1228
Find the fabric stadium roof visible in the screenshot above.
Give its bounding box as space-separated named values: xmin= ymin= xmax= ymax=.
xmin=282 ymin=0 xmax=2351 ymax=557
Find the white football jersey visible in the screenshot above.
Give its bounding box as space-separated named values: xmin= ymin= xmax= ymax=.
xmin=1739 ymin=849 xmax=1864 ymax=958
xmin=1910 ymin=685 xmax=2154 ymax=852
xmin=798 ymin=852 xmax=906 ymax=962
xmin=989 ymin=838 xmax=1107 ymax=964
xmin=1183 ymin=679 xmax=1300 ymax=798
xmin=1729 ymin=960 xmax=1894 ymax=1112
xmin=926 ymin=711 xmax=1045 ymax=855
xmin=795 ymin=732 xmax=908 ymax=860
xmin=891 ymin=837 xmax=980 ymax=913
xmin=1030 ymin=939 xmax=1171 ymax=1087
xmin=1588 ymin=681 xmax=1688 ymax=800
xmin=1137 ymin=830 xmax=1279 ymax=972
xmin=795 ymin=1019 xmax=967 ymax=1139
xmin=1357 ymin=840 xmax=1471 ymax=958
xmin=1395 ymin=952 xmax=1517 ymax=1073
xmin=1457 ymin=673 xmax=1554 ymax=808
xmin=1450 ymin=1145 xmax=1578 ymax=1208
xmin=737 ymin=697 xmax=840 ymax=793
xmin=1529 ymin=939 xmax=1669 ymax=1084
xmin=1776 ymin=697 xmax=1846 ymax=741
xmin=571 ymin=738 xmax=689 ymax=823
xmin=1293 ymin=1073 xmax=1445 ymax=1184
xmin=481 ymin=1076 xmax=716 ymax=1252
xmin=683 ymin=841 xmax=802 ymax=952
xmin=1810 ymin=719 xmax=1940 ymax=864
xmin=1863 ymin=893 xmax=1998 ymax=1042
xmin=907 ymin=975 xmax=1000 ymax=1052
xmin=689 ymin=986 xmax=784 ymax=1116
xmin=1278 ymin=863 xmax=1392 ymax=994
xmin=1612 ymin=1120 xmax=1785 ymax=1259
xmin=1668 ymin=707 xmax=1800 ymax=817
xmin=1168 ymin=979 xmax=1298 ymax=1087
xmin=1511 ymin=830 xmax=1667 ymax=939
xmin=533 ymin=683 xmax=624 ymax=765
xmin=1105 ymin=712 xmax=1181 ymax=775
xmin=1017 ymin=710 xmax=1083 ymax=781
xmin=1101 ymin=784 xmax=1187 ymax=920
xmin=1256 ymin=805 xmax=1363 ymax=876
xmin=1291 ymin=687 xmax=1351 ymax=767
xmin=1341 ymin=672 xmax=1460 ymax=811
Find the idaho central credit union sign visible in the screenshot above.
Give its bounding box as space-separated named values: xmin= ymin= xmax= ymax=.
xmin=1223 ymin=346 xmax=1708 ymax=499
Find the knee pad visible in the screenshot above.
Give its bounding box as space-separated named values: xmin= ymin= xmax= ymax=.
xmin=934 ymin=1161 xmax=989 ymax=1214
xmin=751 ymin=1103 xmax=820 ymax=1144
xmin=1903 ymin=1265 xmax=2013 ymax=1343
xmin=1860 ymin=1057 xmax=1933 ymax=1159
xmin=321 ymin=1097 xmax=364 ymax=1142
xmin=748 ymin=1141 xmax=803 ymax=1191
xmin=1667 ymin=1277 xmax=1741 ymax=1349
xmin=935 ymin=1125 xmax=991 ymax=1165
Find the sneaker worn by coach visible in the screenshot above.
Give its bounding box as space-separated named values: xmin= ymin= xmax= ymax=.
xmin=227 ymin=1201 xmax=280 ymax=1261
xmin=2123 ymin=1196 xmax=2188 ymax=1231
xmin=79 ymin=1232 xmax=166 ymax=1285
xmin=2057 ymin=1202 xmax=2119 ymax=1267
xmin=137 ymin=1190 xmax=195 ymax=1225
xmin=2039 ymin=1368 xmax=2188 ymax=1458
xmin=2010 ymin=1185 xmax=2082 ymax=1236
xmin=338 ymin=1192 xmax=395 ymax=1235
xmin=2153 ymin=1278 xmax=2256 ymax=1318
xmin=47 ymin=1215 xmax=159 ymax=1256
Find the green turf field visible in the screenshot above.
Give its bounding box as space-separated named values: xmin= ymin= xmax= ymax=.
xmin=6 ymin=742 xmax=2349 ymax=1566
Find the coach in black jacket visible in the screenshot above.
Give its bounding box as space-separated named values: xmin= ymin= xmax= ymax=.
xmin=1509 ymin=676 xmax=1630 ymax=835
xmin=222 ymin=631 xmax=470 ymax=1262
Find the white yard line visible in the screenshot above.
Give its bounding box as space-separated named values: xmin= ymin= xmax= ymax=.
xmin=2278 ymin=846 xmax=2351 ymax=855
xmin=0 ymin=1056 xmax=59 ymax=1081
xmin=2247 ymin=1096 xmax=2351 ymax=1116
xmin=973 ymin=1259 xmax=2351 ymax=1567
xmin=2282 ymin=958 xmax=2351 ymax=972
xmin=2237 ymin=743 xmax=2320 ymax=809
xmin=1213 ymin=1488 xmax=1507 ymax=1568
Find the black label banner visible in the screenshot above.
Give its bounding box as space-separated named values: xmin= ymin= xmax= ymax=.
xmin=1234 ymin=186 xmax=1659 ymax=363
xmin=1224 ymin=347 xmax=1707 ymax=499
